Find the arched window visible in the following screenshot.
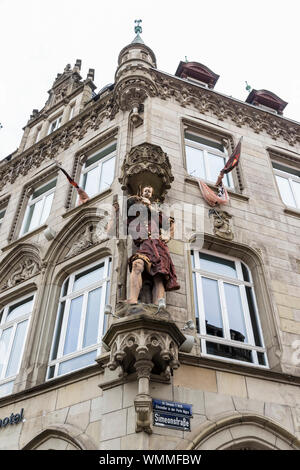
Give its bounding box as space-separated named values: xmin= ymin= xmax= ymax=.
xmin=191 ymin=250 xmax=268 ymax=367
xmin=47 ymin=257 xmax=111 ymax=379
xmin=0 ymin=293 xmax=35 ymax=397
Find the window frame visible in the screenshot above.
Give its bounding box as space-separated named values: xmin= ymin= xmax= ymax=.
xmin=273 ymin=163 xmax=300 ymax=210
xmin=0 ymin=293 xmax=35 ymax=397
xmin=20 ymin=178 xmax=57 ymax=236
xmin=47 ymin=257 xmax=111 ymax=380
xmin=191 ymin=249 xmax=268 ymax=368
xmin=47 ymin=114 xmax=62 ymax=135
xmin=185 ymin=133 xmax=234 ymax=189
xmin=79 ymin=141 xmax=117 ymax=199
xmin=0 ymin=207 xmax=6 ymax=229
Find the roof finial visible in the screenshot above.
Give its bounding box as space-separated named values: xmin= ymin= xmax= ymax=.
xmin=185 ymin=56 xmax=188 ymax=63
xmin=245 ymin=81 xmax=251 ymax=92
xmin=134 ymin=19 xmax=142 ymax=35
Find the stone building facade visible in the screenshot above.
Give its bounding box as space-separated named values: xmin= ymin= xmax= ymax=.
xmin=0 ymin=30 xmax=300 ymax=450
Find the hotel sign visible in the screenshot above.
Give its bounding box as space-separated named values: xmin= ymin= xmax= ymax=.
xmin=0 ymin=409 xmax=24 ymax=428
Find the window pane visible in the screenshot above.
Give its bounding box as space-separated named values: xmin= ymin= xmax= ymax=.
xmin=83 ymin=166 xmax=99 ymax=197
xmin=73 ymin=263 xmax=104 ymax=292
xmin=63 ymin=296 xmax=83 ymax=355
xmin=202 ymin=277 xmax=223 ymax=337
xmin=245 ymin=286 xmax=262 ymax=347
xmin=6 ymin=320 xmax=28 ymax=377
xmin=83 ymin=288 xmax=102 ymax=348
xmin=26 ymin=199 xmax=44 ymax=232
xmin=257 ymin=352 xmax=266 ymax=366
xmin=7 ymin=297 xmax=33 ymax=322
xmin=199 ymin=253 xmax=237 ymax=278
xmin=0 ymin=381 xmax=14 ymax=398
xmin=241 ymin=263 xmax=250 ymax=282
xmin=51 ymin=301 xmax=66 ymax=360
xmin=224 ymin=283 xmax=248 ymax=342
xmin=0 ymin=327 xmax=12 ymax=376
xmin=206 ymin=341 xmax=253 ymax=363
xmin=85 ymin=143 xmax=117 ymax=168
xmin=40 ymin=192 xmax=54 ymax=225
xmin=186 ymin=146 xmax=205 ymax=179
xmin=275 ymin=175 xmax=296 ymax=207
xmin=291 ymin=181 xmax=300 ymax=208
xmin=58 ymin=350 xmax=97 ymax=376
xmin=192 ymin=273 xmax=200 ymax=333
xmin=185 ymin=133 xmax=224 ymax=152
xmin=207 ymin=153 xmax=226 ymax=183
xmin=32 ymin=180 xmax=56 ymax=199
xmin=99 ymin=157 xmax=115 ymax=192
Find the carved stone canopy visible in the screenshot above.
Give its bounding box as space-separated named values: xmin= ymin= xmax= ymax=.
xmin=119 ymin=143 xmax=174 ymax=201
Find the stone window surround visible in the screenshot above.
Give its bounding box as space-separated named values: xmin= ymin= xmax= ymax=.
xmin=7 ymin=167 xmax=59 ymax=244
xmin=268 ymin=147 xmax=300 ymax=218
xmin=185 ymin=234 xmax=282 ymax=372
xmin=181 ymin=118 xmax=245 ymax=193
xmin=0 ymin=195 xmax=10 ymax=227
xmin=64 ymin=126 xmax=119 ymax=210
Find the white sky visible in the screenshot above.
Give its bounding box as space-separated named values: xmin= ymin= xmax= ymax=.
xmin=1 ymin=0 xmax=300 ymax=160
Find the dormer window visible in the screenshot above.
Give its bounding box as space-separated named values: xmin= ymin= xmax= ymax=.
xmin=175 ymin=61 xmax=219 ymax=89
xmin=48 ymin=115 xmax=62 ymax=135
xmin=245 ymin=89 xmax=287 ymax=115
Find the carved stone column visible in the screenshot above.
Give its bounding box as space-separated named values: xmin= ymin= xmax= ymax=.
xmin=100 ymin=310 xmax=186 ymax=434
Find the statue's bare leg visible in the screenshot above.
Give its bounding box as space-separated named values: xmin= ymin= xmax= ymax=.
xmin=152 ymin=274 xmax=165 ymax=305
xmin=128 ymin=259 xmax=144 ymax=304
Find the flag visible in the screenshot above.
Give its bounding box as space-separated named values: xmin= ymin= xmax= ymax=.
xmin=215 ymin=137 xmax=242 ymax=186
xmin=56 ymin=162 xmax=89 ymax=205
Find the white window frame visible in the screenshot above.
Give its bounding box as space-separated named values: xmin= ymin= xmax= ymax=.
xmin=79 ymin=141 xmax=117 ymax=199
xmin=47 ymin=257 xmax=111 ymax=379
xmin=20 ymin=179 xmax=56 ymax=236
xmin=273 ymin=164 xmax=300 ymax=210
xmin=185 ymin=133 xmax=234 ymax=189
xmin=47 ymin=115 xmax=62 ymax=135
xmin=192 ymin=249 xmax=268 ymax=368
xmin=0 ymin=293 xmax=35 ymax=397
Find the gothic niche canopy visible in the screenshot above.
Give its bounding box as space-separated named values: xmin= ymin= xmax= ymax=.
xmin=245 ymin=89 xmax=288 ymax=115
xmin=175 ymin=61 xmax=219 ymax=89
xmin=119 ymin=143 xmax=174 ymax=201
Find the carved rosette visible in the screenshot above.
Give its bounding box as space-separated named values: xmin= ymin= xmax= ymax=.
xmin=119 ymin=142 xmax=174 ymax=201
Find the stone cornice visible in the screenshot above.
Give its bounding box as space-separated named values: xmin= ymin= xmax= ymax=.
xmin=150 ymin=68 xmax=300 ymax=147
xmin=0 ymin=91 xmax=116 ymax=193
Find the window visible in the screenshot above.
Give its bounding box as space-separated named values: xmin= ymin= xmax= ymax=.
xmin=21 ymin=179 xmax=56 ymax=235
xmin=191 ymin=250 xmax=268 ymax=367
xmin=80 ymin=142 xmax=116 ymax=198
xmin=272 ymin=162 xmax=300 ymax=210
xmin=48 ymin=115 xmax=62 ymax=135
xmin=47 ymin=257 xmax=111 ymax=379
xmin=69 ymin=105 xmax=75 ymax=120
xmin=0 ymin=294 xmax=34 ymax=398
xmin=35 ymin=126 xmax=42 ymax=143
xmin=185 ymin=132 xmax=234 ymax=188
xmin=0 ymin=208 xmax=6 ymax=230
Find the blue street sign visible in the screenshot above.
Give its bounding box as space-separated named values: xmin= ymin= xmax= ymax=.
xmin=152 ymin=399 xmax=192 ymax=417
xmin=153 ymin=411 xmax=191 ymax=431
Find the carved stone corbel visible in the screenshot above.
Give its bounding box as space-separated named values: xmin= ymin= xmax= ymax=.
xmin=101 ymin=312 xmax=185 ymax=434
xmin=209 ymin=209 xmax=234 ymax=241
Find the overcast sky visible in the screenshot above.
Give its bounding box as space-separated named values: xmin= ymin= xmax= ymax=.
xmin=1 ymin=0 xmax=300 ymax=160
